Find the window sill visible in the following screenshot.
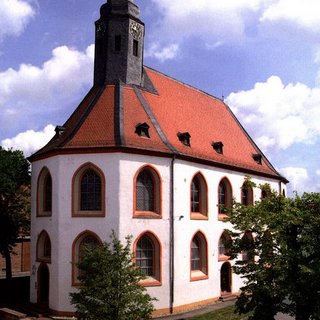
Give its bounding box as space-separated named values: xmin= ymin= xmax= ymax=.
xmin=218 ymin=213 xmax=228 ymax=221
xmin=139 ymin=278 xmax=161 ymax=287
xmin=133 ymin=211 xmax=162 ymax=219
xmin=37 ymin=212 xmax=52 ymax=217
xmin=218 ymin=255 xmax=230 ymax=262
xmin=190 ymin=270 xmax=208 ymax=281
xmin=191 ymin=212 xmax=208 ymax=220
xmin=72 ymin=210 xmax=105 ymax=218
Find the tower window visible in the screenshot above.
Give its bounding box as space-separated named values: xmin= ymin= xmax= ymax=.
xmin=133 ymin=39 xmax=139 ymax=57
xmin=115 ymin=35 xmax=121 ymax=52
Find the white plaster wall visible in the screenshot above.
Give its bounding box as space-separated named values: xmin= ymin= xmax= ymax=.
xmin=171 ymin=159 xmax=282 ymax=307
xmin=118 ymin=154 xmax=172 ymax=310
xmin=31 ymin=152 xmax=286 ymax=313
xmin=31 ymin=153 xmax=122 ymax=312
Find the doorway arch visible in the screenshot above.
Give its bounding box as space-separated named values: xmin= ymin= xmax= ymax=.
xmin=37 ymin=263 xmax=49 ymax=305
xmin=220 ymin=262 xmax=232 ymax=294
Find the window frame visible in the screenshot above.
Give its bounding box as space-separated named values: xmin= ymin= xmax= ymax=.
xmin=133 ymin=231 xmax=162 ymax=287
xmin=72 ymin=230 xmax=102 ymax=286
xmin=242 ymin=231 xmax=255 ymax=262
xmin=190 ymin=231 xmax=208 ymax=281
xmin=218 ymin=231 xmax=232 ymax=261
xmin=241 ymin=183 xmax=254 ymax=206
xmin=72 ymin=163 xmax=106 ymax=217
xmin=37 ymin=167 xmax=52 ymax=217
xmin=190 ymin=172 xmax=208 ymax=220
xmin=218 ymin=177 xmax=233 ymax=220
xmin=36 ymin=230 xmax=51 ymax=263
xmin=133 ymin=165 xmax=162 ymax=219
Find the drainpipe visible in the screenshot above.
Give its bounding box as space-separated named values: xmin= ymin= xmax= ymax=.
xmin=169 ymin=154 xmax=176 ymax=314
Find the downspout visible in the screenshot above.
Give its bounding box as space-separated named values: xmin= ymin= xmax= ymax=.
xmin=169 ymin=154 xmax=176 ymax=314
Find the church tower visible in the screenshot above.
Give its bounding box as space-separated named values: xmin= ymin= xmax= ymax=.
xmin=94 ymin=0 xmax=145 ymax=86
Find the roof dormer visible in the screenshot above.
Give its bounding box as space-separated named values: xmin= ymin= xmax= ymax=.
xmin=177 ymin=132 xmax=191 ymax=146
xmin=212 ymin=141 xmax=224 ymax=154
xmin=135 ymin=122 xmax=150 ymax=138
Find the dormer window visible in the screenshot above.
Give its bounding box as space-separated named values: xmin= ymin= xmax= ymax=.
xmin=252 ymin=154 xmax=262 ymax=165
xmin=212 ymin=141 xmax=224 ymax=154
xmin=135 ymin=123 xmax=150 ymax=138
xmin=177 ymin=132 xmax=191 ymax=146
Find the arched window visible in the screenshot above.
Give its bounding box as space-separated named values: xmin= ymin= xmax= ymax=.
xmin=136 ymin=170 xmax=154 ymax=212
xmin=134 ymin=166 xmax=161 ymax=218
xmin=261 ymin=184 xmax=271 ymax=200
xmin=80 ymin=169 xmax=102 ymax=211
xmin=72 ymin=163 xmax=105 ymax=217
xmin=136 ymin=236 xmax=154 ymax=277
xmin=190 ymin=173 xmax=208 ymax=219
xmin=134 ymin=232 xmax=161 ymax=286
xmin=218 ymin=231 xmax=232 ymax=261
xmin=190 ymin=231 xmax=208 ymax=280
xmin=37 ymin=230 xmax=51 ymax=263
xmin=241 ymin=183 xmax=253 ymax=206
xmin=218 ymin=178 xmax=232 ymax=218
xmin=242 ymin=231 xmax=255 ymax=262
xmin=37 ymin=167 xmax=52 ymax=216
xmin=72 ymin=231 xmax=102 ymax=285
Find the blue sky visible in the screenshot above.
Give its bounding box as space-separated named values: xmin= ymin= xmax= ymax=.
xmin=1 ymin=0 xmax=320 ymax=195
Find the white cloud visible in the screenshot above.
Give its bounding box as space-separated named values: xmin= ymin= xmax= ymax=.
xmin=280 ymin=167 xmax=310 ymax=195
xmin=1 ymin=124 xmax=55 ymax=156
xmin=0 ymin=44 xmax=94 ymax=139
xmin=145 ymin=43 xmax=179 ymax=62
xmin=0 ymin=0 xmax=35 ymax=41
xmin=261 ymin=0 xmax=320 ymax=32
xmin=145 ymin=0 xmax=320 ymax=62
xmin=145 ymin=0 xmax=263 ymax=61
xmin=225 ymin=76 xmax=320 ymax=152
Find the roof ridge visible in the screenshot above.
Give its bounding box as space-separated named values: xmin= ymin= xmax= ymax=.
xmin=144 ymin=65 xmax=222 ymax=101
xmin=133 ymin=86 xmax=178 ymax=154
xmin=60 ymin=85 xmax=107 ymax=147
xmin=114 ymin=82 xmax=126 ymax=146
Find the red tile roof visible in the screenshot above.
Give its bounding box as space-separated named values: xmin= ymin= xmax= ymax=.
xmin=30 ymin=67 xmax=286 ymax=181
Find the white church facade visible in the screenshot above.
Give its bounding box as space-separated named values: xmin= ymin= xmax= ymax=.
xmin=29 ymin=0 xmax=287 ymax=317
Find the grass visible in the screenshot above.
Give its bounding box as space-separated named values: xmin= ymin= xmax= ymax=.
xmin=193 ymin=305 xmax=250 ymax=320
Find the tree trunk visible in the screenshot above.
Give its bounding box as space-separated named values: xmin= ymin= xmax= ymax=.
xmin=4 ymin=247 xmax=12 ymax=280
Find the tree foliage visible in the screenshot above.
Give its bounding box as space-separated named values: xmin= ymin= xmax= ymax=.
xmin=0 ymin=147 xmax=30 ymax=279
xmin=227 ymin=186 xmax=320 ymax=320
xmin=70 ymin=231 xmax=156 ymax=320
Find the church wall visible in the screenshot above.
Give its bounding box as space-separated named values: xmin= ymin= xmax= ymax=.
xmin=118 ymin=154 xmax=172 ymax=310
xmin=30 ymin=152 xmax=285 ymax=314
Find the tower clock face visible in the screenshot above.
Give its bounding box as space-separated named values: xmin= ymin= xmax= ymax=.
xmin=130 ymin=22 xmax=142 ymax=40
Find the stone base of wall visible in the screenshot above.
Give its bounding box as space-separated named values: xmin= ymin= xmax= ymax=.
xmin=0 ymin=308 xmax=27 ymax=320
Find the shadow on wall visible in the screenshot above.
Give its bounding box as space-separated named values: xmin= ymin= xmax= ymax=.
xmin=0 ymin=277 xmax=30 ymax=307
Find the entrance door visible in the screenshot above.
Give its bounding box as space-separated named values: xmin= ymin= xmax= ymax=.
xmin=220 ymin=262 xmax=231 ymax=293
xmin=37 ymin=263 xmax=49 ymax=305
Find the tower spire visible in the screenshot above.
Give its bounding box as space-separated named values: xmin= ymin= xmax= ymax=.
xmin=94 ymin=0 xmax=144 ymax=86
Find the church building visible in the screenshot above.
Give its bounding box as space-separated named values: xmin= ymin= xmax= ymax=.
xmin=29 ymin=0 xmax=287 ymax=316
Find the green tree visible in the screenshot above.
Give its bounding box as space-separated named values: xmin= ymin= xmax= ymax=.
xmin=70 ymin=231 xmax=156 ymax=320
xmin=0 ymin=147 xmax=30 ymax=279
xmin=227 ymin=187 xmax=320 ymax=320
